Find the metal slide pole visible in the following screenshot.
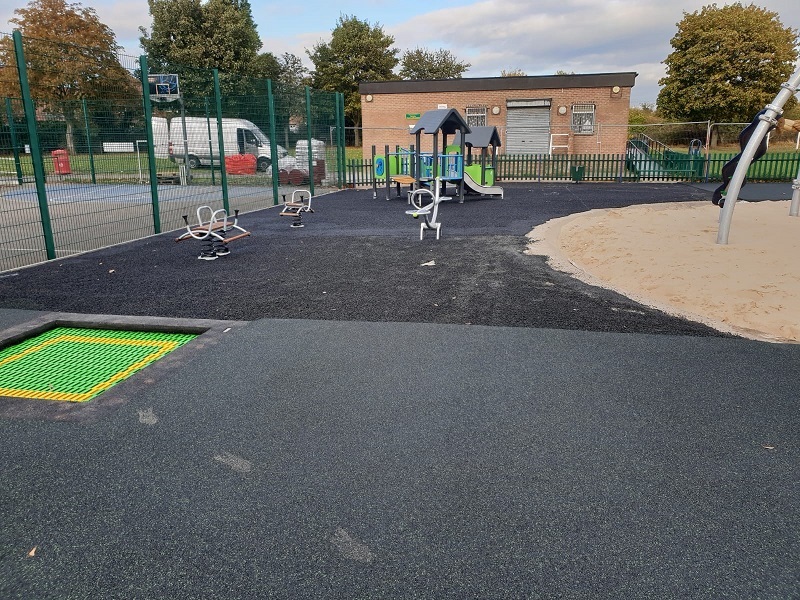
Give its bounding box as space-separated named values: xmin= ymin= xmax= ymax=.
xmin=790 ymin=165 xmax=800 ymax=217
xmin=717 ymin=70 xmax=800 ymax=244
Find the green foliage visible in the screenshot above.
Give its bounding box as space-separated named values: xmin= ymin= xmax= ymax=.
xmin=628 ymin=106 xmax=661 ymax=125
xmin=277 ymin=53 xmax=310 ymax=88
xmin=139 ymin=0 xmax=263 ymax=98
xmin=500 ymin=69 xmax=526 ymax=77
xmin=658 ymin=3 xmax=798 ymax=123
xmin=251 ymin=52 xmax=281 ymax=81
xmin=0 ymin=0 xmax=136 ymax=102
xmin=307 ymin=14 xmax=398 ymax=138
xmin=399 ymin=47 xmax=470 ymax=80
xmin=0 ymin=0 xmax=139 ymax=153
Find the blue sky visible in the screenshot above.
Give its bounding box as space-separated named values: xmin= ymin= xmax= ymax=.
xmin=3 ymin=0 xmax=800 ymax=105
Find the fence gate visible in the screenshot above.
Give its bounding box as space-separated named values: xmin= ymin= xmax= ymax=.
xmin=506 ymin=99 xmax=551 ymax=154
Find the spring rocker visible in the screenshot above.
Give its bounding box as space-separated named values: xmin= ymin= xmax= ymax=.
xmin=405 ymin=176 xmax=449 ymax=240
xmin=279 ymin=190 xmax=313 ymax=228
xmin=175 ymin=205 xmax=251 ymax=260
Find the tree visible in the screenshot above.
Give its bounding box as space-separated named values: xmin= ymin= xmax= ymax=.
xmin=252 ymin=52 xmax=281 ymax=81
xmin=399 ymin=47 xmax=470 ymax=80
xmin=308 ymin=15 xmax=398 ymax=145
xmin=657 ymin=3 xmax=798 ymax=125
xmin=501 ymin=69 xmax=526 ymax=77
xmin=0 ymin=0 xmax=138 ymax=153
xmin=277 ymin=53 xmax=309 ymax=88
xmin=139 ymin=0 xmax=262 ymax=98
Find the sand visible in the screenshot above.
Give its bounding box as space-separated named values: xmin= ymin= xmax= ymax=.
xmin=526 ymin=200 xmax=800 ymax=343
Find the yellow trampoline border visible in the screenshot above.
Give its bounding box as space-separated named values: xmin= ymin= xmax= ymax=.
xmin=0 ymin=334 xmax=181 ymax=402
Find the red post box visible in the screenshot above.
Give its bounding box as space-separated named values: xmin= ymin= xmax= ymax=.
xmin=52 ymin=149 xmax=71 ymax=175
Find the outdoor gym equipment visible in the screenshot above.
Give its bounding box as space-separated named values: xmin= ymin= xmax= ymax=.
xmin=717 ymin=68 xmax=800 ymax=244
xmin=405 ymin=176 xmax=449 ymax=240
xmin=175 ymin=205 xmax=251 ymax=260
xmin=279 ymin=190 xmax=313 ymax=227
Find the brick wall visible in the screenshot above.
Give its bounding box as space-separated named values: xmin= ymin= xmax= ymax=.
xmin=361 ymin=84 xmax=632 ymax=156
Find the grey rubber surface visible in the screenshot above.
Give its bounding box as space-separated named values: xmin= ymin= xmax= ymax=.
xmin=1 ymin=183 xmax=798 ymax=598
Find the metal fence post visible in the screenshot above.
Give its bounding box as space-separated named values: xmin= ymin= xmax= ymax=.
xmin=138 ymin=55 xmax=161 ymax=234
xmin=4 ymin=98 xmax=24 ymax=185
xmin=81 ymin=98 xmax=96 ymax=184
xmin=305 ymin=86 xmax=315 ymax=196
xmin=204 ymin=98 xmax=216 ymax=185
xmin=338 ymin=92 xmax=346 ymax=188
xmin=267 ymin=79 xmax=280 ymax=205
xmin=13 ymin=30 xmax=55 ymax=260
xmin=334 ymin=92 xmax=342 ymax=188
xmin=213 ymin=69 xmax=230 ymax=214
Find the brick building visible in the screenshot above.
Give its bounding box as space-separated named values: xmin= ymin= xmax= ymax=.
xmin=359 ymin=72 xmax=636 ymax=156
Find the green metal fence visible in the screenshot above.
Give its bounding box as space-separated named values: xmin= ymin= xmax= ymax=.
xmin=0 ymin=31 xmax=345 ymax=273
xmin=347 ymin=150 xmax=800 ymax=186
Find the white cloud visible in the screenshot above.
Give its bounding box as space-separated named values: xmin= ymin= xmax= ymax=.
xmin=385 ymin=0 xmax=800 ymax=104
xmin=4 ymin=0 xmax=800 ymax=104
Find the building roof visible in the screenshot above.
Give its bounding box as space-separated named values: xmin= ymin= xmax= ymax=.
xmin=360 ymin=72 xmax=637 ymax=95
xmin=453 ymin=126 xmax=502 ymax=149
xmin=408 ymin=109 xmax=470 ymax=136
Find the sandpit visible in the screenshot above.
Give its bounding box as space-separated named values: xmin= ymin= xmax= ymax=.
xmin=526 ymin=200 xmax=800 ymax=343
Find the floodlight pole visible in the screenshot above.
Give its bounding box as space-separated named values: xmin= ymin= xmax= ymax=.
xmin=717 ymin=70 xmax=800 ymax=244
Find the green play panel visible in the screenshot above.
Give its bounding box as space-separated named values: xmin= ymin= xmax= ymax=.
xmin=0 ymin=326 xmax=197 ymax=402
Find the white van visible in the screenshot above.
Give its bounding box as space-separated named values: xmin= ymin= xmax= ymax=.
xmin=167 ymin=117 xmax=287 ymax=172
xmin=151 ymin=116 xmax=170 ymax=160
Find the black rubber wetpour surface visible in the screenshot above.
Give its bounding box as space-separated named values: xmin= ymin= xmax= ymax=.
xmin=0 ymin=183 xmax=727 ymax=337
xmin=1 ymin=183 xmax=798 ymax=598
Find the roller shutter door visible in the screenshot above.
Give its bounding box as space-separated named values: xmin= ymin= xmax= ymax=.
xmin=506 ymin=100 xmax=551 ymax=154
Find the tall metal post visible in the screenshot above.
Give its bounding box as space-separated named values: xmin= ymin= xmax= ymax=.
xmin=305 ymin=86 xmax=315 ymax=196
xmin=213 ymin=69 xmax=230 ymax=213
xmin=267 ymin=79 xmax=280 ymax=205
xmin=334 ymin=92 xmax=343 ymax=188
xmin=790 ymin=165 xmax=800 ymax=217
xmin=138 ymin=55 xmax=161 ymax=234
xmin=13 ymin=30 xmax=55 ymax=260
xmin=204 ymin=98 xmax=216 ymax=185
xmin=339 ymin=92 xmax=346 ymax=188
xmin=4 ymin=98 xmax=24 ymax=185
xmin=82 ymin=99 xmax=96 ymax=184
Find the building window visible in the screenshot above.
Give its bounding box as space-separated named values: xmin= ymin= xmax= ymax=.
xmin=466 ymin=105 xmax=487 ymax=127
xmin=571 ymin=104 xmax=595 ymax=134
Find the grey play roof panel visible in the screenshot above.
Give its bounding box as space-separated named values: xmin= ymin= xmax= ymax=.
xmin=453 ymin=126 xmax=502 ymax=149
xmin=408 ymin=109 xmax=471 ymax=136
